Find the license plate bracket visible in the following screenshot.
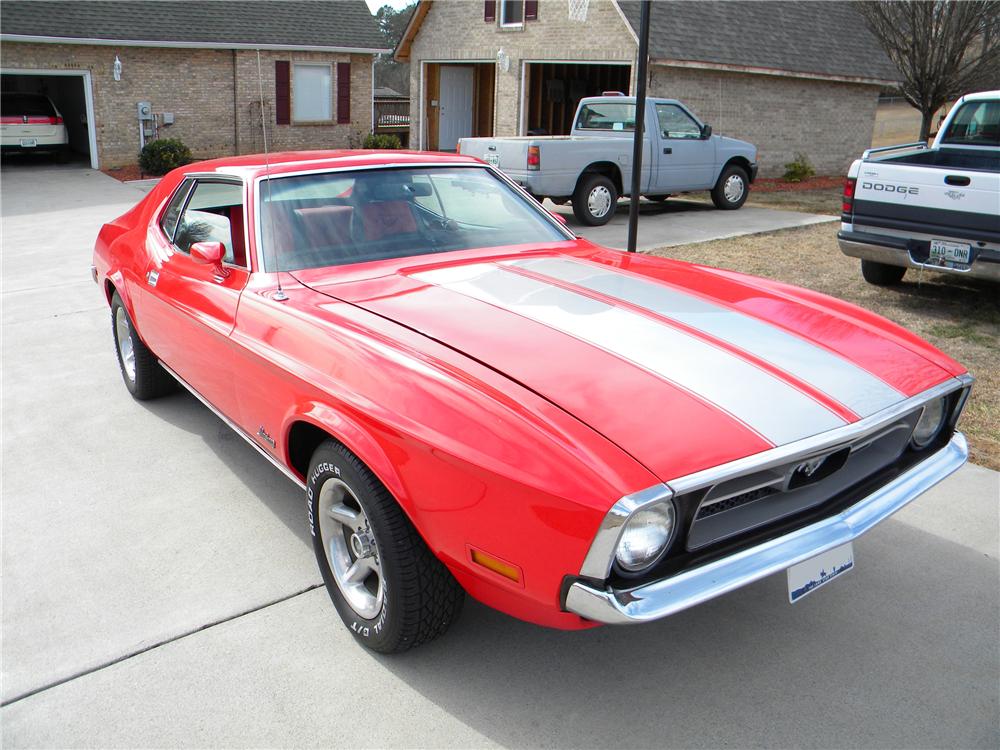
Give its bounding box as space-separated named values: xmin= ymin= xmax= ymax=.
xmin=787 ymin=542 xmax=854 ymax=603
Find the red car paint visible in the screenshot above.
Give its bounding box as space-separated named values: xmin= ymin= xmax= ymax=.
xmin=93 ymin=151 xmax=965 ymax=630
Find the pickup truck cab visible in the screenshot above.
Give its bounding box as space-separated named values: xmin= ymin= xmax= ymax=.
xmin=839 ymin=90 xmax=1000 ymax=285
xmin=459 ymin=95 xmax=758 ymax=225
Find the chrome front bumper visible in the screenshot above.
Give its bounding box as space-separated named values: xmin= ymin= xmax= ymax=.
xmin=565 ymin=432 xmax=968 ymax=624
xmin=839 ymin=234 xmax=1000 ymax=282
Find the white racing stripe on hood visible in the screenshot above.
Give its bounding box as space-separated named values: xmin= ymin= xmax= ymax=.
xmin=412 ymin=263 xmax=846 ymax=445
xmin=505 ymin=257 xmax=903 ymax=417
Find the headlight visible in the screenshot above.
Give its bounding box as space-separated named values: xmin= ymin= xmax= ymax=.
xmin=615 ymin=501 xmax=676 ymax=574
xmin=912 ymin=397 xmax=947 ymax=448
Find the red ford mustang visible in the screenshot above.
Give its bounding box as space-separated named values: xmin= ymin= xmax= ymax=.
xmin=93 ymin=151 xmax=971 ymax=652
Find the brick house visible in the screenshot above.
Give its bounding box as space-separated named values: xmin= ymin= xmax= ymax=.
xmin=396 ymin=0 xmax=900 ymax=176
xmin=1 ymin=1 xmax=389 ymax=169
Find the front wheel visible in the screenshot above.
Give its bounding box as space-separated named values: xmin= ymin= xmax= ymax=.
xmin=711 ymin=165 xmax=749 ymax=210
xmin=572 ymin=174 xmax=618 ymax=226
xmin=861 ymin=259 xmax=906 ymax=286
xmin=308 ymin=440 xmax=464 ymax=653
xmin=110 ymin=292 xmax=175 ymax=400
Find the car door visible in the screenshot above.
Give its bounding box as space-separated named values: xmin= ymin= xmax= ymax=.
xmin=652 ymin=103 xmax=716 ymax=192
xmin=137 ymin=177 xmax=250 ymax=419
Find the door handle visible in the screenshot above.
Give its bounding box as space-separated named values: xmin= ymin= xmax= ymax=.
xmin=663 ymin=147 xmax=672 ymax=154
xmin=944 ymin=175 xmax=970 ymax=186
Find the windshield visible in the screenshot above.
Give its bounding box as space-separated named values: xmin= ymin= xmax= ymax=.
xmin=940 ymin=100 xmax=1000 ymax=147
xmin=575 ymin=103 xmax=636 ymax=131
xmin=259 ymin=166 xmax=568 ymax=271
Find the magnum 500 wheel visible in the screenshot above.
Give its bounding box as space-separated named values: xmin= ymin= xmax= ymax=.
xmin=307 ymin=440 xmax=464 ymax=652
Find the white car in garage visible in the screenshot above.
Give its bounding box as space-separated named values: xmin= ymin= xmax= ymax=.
xmin=1 ymin=92 xmax=70 ymax=161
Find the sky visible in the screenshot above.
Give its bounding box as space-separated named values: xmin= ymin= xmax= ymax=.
xmin=365 ymin=0 xmax=413 ymax=13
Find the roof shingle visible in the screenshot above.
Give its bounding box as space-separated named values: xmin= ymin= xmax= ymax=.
xmin=0 ymin=1 xmax=388 ymax=51
xmin=617 ymin=1 xmax=899 ymax=83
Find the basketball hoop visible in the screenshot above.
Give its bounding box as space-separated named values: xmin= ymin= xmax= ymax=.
xmin=568 ymin=0 xmax=589 ymax=22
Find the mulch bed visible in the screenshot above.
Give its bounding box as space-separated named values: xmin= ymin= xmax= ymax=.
xmin=752 ymin=175 xmax=845 ymax=193
xmin=101 ymin=164 xmax=147 ymax=182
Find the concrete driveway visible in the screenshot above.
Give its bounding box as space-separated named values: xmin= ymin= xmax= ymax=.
xmin=2 ymin=165 xmax=998 ymax=748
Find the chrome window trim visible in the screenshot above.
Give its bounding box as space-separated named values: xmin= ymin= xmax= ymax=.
xmin=577 ymin=373 xmax=972 ymax=582
xmin=251 ymin=162 xmax=575 ymax=273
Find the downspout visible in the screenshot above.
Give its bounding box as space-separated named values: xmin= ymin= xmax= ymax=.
xmin=232 ymin=49 xmax=240 ymax=155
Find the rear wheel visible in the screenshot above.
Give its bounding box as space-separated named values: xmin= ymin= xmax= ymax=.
xmin=861 ymin=259 xmax=906 ymax=286
xmin=308 ymin=440 xmax=464 ymax=653
xmin=711 ymin=164 xmax=749 ymax=210
xmin=572 ymin=174 xmax=618 ymax=226
xmin=110 ymin=292 xmax=175 ymax=400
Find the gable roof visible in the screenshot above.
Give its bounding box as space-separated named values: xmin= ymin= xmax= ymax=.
xmin=616 ymin=1 xmax=899 ymax=84
xmin=0 ymin=1 xmax=389 ymax=53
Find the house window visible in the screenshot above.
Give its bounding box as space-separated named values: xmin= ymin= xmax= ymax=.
xmin=500 ymin=0 xmax=524 ymax=26
xmin=293 ymin=63 xmax=332 ymax=122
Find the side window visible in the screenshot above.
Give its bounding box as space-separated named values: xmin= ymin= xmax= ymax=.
xmin=174 ymin=181 xmax=247 ymax=267
xmin=159 ymin=179 xmax=193 ymax=242
xmin=656 ymin=104 xmax=701 ymax=139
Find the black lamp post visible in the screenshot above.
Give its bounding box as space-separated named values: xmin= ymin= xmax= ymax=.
xmin=626 ymin=0 xmax=652 ymax=253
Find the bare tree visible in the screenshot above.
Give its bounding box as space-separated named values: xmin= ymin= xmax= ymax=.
xmin=859 ymin=0 xmax=1000 ymax=140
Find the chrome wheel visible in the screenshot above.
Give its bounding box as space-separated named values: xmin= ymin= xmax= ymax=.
xmin=588 ymin=185 xmax=613 ymax=218
xmin=723 ymin=173 xmax=745 ymax=203
xmin=318 ymin=478 xmax=384 ymax=620
xmin=115 ymin=306 xmax=136 ymax=383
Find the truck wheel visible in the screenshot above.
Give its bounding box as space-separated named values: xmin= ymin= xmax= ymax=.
xmin=861 ymin=260 xmax=906 ymax=286
xmin=573 ymin=174 xmax=618 ymax=226
xmin=111 ymin=292 xmax=175 ymax=400
xmin=308 ymin=440 xmax=465 ymax=653
xmin=711 ymin=165 xmax=749 ymax=210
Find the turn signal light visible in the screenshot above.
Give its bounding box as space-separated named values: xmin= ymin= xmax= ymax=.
xmin=842 ymin=177 xmax=856 ymax=215
xmin=527 ymin=145 xmax=540 ymax=171
xmin=470 ymin=548 xmax=522 ymax=584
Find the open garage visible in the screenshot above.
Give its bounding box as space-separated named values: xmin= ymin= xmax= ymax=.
xmin=523 ymin=61 xmax=631 ymax=135
xmin=1 ymin=69 xmax=97 ymax=167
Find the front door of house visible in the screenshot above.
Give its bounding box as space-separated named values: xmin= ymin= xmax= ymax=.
xmin=438 ymin=66 xmax=474 ymax=151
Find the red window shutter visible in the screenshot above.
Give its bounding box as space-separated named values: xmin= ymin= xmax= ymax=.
xmin=336 ymin=62 xmax=351 ymax=124
xmin=275 ymin=60 xmax=290 ymax=125
xmin=525 ymin=0 xmax=538 ymax=20
xmin=484 ymin=0 xmax=496 ymax=22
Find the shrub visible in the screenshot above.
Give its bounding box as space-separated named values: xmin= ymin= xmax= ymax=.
xmin=783 ymin=153 xmax=816 ymax=183
xmin=362 ymin=133 xmax=402 ymax=150
xmin=139 ymin=138 xmax=193 ymax=175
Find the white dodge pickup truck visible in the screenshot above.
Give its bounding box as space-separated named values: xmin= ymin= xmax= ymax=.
xmin=839 ymin=90 xmax=1000 ymax=285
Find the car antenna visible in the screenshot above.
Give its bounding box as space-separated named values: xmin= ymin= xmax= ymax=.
xmin=257 ymin=49 xmax=287 ymax=301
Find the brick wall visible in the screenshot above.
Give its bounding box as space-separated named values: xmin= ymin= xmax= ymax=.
xmin=649 ymin=65 xmax=881 ymax=177
xmin=3 ymin=42 xmax=374 ymax=168
xmin=407 ymin=0 xmax=636 ymax=147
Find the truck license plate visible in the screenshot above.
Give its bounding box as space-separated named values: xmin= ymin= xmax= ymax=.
xmin=486 ymin=152 xmax=500 ymax=167
xmin=787 ymin=542 xmax=854 ymax=603
xmin=929 ymin=239 xmax=971 ymax=265
xmin=19 ymin=138 xmax=37 ymax=148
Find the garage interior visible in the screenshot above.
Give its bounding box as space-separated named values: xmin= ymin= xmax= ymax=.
xmin=1 ymin=72 xmax=93 ymax=164
xmin=524 ymin=62 xmax=631 ymax=135
xmin=423 ymin=62 xmax=495 ymax=151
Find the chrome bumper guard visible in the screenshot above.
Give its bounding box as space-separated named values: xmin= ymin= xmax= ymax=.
xmin=565 ymin=432 xmax=968 ymax=624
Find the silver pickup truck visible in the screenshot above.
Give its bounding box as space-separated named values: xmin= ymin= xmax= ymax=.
xmin=459 ymin=95 xmax=758 ymax=226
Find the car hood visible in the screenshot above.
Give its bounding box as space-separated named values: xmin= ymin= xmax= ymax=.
xmin=293 ymin=244 xmax=962 ymax=482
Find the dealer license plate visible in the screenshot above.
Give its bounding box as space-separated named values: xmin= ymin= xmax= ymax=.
xmin=19 ymin=138 xmax=37 ymax=148
xmin=929 ymin=239 xmax=971 ymax=265
xmin=787 ymin=542 xmax=854 ymax=603
xmin=486 ymin=152 xmax=500 ymax=167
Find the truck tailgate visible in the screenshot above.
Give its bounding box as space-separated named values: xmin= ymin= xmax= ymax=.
xmin=853 ymin=161 xmax=1000 ymax=242
xmin=459 ymin=137 xmax=540 ymax=171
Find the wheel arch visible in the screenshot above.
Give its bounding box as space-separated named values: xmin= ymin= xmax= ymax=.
xmin=716 ymin=156 xmax=753 ymax=185
xmin=576 ymin=161 xmax=623 ymax=196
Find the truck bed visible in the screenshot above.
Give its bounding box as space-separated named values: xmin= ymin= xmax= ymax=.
xmin=874 ymin=147 xmax=1000 ymax=172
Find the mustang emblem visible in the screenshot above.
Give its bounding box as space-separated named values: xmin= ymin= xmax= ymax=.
xmin=944 ymin=190 xmax=965 ymax=200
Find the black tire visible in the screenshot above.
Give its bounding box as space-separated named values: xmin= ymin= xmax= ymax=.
xmin=711 ymin=164 xmax=749 ymax=210
xmin=110 ymin=291 xmax=175 ymax=400
xmin=308 ymin=440 xmax=464 ymax=653
xmin=572 ymin=173 xmax=618 ymax=226
xmin=861 ymin=259 xmax=907 ymax=286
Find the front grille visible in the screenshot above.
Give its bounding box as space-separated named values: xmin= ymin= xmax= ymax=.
xmin=683 ymin=410 xmax=921 ymax=551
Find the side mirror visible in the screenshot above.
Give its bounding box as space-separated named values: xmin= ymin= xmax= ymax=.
xmin=701 ymin=123 xmax=713 ymax=139
xmin=190 ymin=241 xmax=227 ymax=275
xmin=549 ymin=211 xmax=568 ymax=225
